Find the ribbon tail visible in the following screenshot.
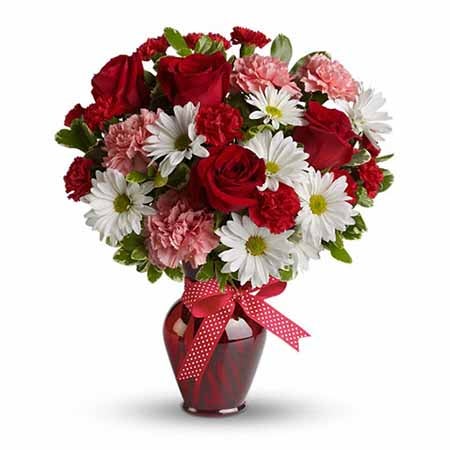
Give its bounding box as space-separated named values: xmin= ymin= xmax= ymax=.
xmin=240 ymin=296 xmax=310 ymax=351
xmin=177 ymin=301 xmax=235 ymax=382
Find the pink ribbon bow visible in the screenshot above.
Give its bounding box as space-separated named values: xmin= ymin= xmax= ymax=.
xmin=177 ymin=277 xmax=310 ymax=381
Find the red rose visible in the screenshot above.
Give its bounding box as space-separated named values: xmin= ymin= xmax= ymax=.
xmin=331 ymin=168 xmax=358 ymax=205
xmin=137 ymin=35 xmax=169 ymax=61
xmin=249 ymin=184 xmax=300 ymax=233
xmin=293 ymin=101 xmax=357 ymax=170
xmin=184 ymin=33 xmax=231 ymax=50
xmin=157 ymin=52 xmax=232 ymax=106
xmin=64 ymin=157 xmax=93 ymax=201
xmin=358 ymin=158 xmax=384 ymax=198
xmin=91 ymin=53 xmax=149 ymax=115
xmin=188 ymin=145 xmax=265 ymax=212
xmin=230 ymin=26 xmax=270 ymax=48
xmin=196 ymin=103 xmax=243 ymax=146
xmin=64 ymin=103 xmax=84 ymax=127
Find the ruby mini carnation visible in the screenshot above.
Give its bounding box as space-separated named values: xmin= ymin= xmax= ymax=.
xmin=55 ymin=26 xmax=394 ymax=413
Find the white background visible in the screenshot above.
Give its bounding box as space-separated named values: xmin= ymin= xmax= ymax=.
xmin=1 ymin=1 xmax=449 ymax=448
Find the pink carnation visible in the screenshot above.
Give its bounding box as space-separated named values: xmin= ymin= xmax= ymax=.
xmin=145 ymin=191 xmax=219 ymax=269
xmin=231 ymin=55 xmax=301 ymax=96
xmin=299 ymin=54 xmax=359 ymax=102
xmin=103 ymin=109 xmax=159 ymax=175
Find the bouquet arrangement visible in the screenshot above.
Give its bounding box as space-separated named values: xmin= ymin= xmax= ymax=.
xmin=56 ymin=26 xmax=393 ymax=413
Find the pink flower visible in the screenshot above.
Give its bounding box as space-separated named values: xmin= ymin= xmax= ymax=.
xmin=299 ymin=54 xmax=359 ymax=102
xmin=145 ymin=191 xmax=219 ymax=269
xmin=103 ymin=109 xmax=159 ymax=175
xmin=231 ymin=55 xmax=301 ymax=96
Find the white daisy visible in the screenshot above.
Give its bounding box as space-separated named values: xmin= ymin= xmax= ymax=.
xmin=340 ymin=87 xmax=392 ymax=147
xmin=289 ymin=227 xmax=322 ymax=274
xmin=246 ymin=86 xmax=307 ymax=130
xmin=244 ymin=130 xmax=309 ymax=191
xmin=144 ymin=102 xmax=208 ymax=177
xmin=296 ymin=170 xmax=355 ymax=246
xmin=83 ymin=169 xmax=154 ymax=245
xmin=216 ymin=213 xmax=293 ymax=288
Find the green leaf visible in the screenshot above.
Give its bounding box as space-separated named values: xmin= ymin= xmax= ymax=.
xmin=376 ymin=153 xmax=394 ymax=163
xmin=379 ymin=169 xmax=394 ymax=193
xmin=165 ymin=267 xmax=184 ymax=282
xmin=113 ymin=248 xmax=134 ymax=265
xmin=279 ymin=266 xmax=294 ymax=281
xmin=271 ymin=34 xmax=293 ymax=63
xmin=196 ymin=258 xmax=215 ymax=282
xmin=163 ymin=27 xmax=191 ymax=56
xmin=325 ymin=241 xmax=352 ymax=263
xmin=126 ymin=171 xmax=147 ymax=184
xmin=121 ymin=233 xmax=145 ymax=252
xmin=131 ymin=247 xmax=147 ymax=261
xmin=290 ymin=50 xmax=331 ymax=74
xmin=55 ymin=119 xmax=96 ymax=151
xmin=346 ymin=148 xmax=371 ymax=167
xmin=168 ymin=163 xmax=189 ymax=188
xmin=357 ymin=186 xmax=374 ymax=207
xmin=147 ymin=264 xmax=163 ymax=283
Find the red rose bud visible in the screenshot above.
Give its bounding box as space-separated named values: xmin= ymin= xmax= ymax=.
xmin=91 ymin=53 xmax=149 ymax=115
xmin=64 ymin=157 xmax=93 ymax=201
xmin=136 ymin=35 xmax=169 ymax=61
xmin=157 ymin=52 xmax=232 ymax=106
xmin=293 ymin=101 xmax=358 ymax=170
xmin=358 ymin=158 xmax=384 ymax=198
xmin=184 ymin=32 xmax=231 ymax=50
xmin=188 ymin=145 xmax=266 ymax=213
xmin=249 ymin=184 xmax=301 ymax=234
xmin=196 ymin=103 xmax=243 ymax=147
xmin=64 ymin=103 xmax=85 ymax=127
xmin=331 ymin=168 xmax=358 ymax=205
xmin=230 ymin=26 xmax=270 ymax=48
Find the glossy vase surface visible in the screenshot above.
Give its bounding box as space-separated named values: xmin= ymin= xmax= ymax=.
xmin=163 ymin=296 xmax=266 ymax=416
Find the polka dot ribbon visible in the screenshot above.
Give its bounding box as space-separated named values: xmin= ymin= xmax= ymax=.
xmin=177 ymin=277 xmax=310 ymax=382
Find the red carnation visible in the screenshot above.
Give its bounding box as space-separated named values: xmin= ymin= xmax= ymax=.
xmin=358 ymin=158 xmax=384 ymax=198
xmin=185 ymin=32 xmax=231 ymax=50
xmin=137 ymin=35 xmax=169 ymax=61
xmin=249 ymin=184 xmax=300 ymax=234
xmin=196 ymin=103 xmax=243 ymax=147
xmin=64 ymin=157 xmax=93 ymax=201
xmin=230 ymin=26 xmax=270 ymax=48
xmin=331 ymin=168 xmax=358 ymax=205
xmin=64 ymin=103 xmax=84 ymax=127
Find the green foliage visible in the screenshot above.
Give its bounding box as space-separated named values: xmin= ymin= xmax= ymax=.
xmin=147 ymin=264 xmax=163 ymax=283
xmin=379 ymin=169 xmax=394 ymax=193
xmin=126 ymin=171 xmax=148 ymax=184
xmin=55 ymin=119 xmax=96 ymax=151
xmin=346 ymin=148 xmax=371 ymax=167
xmin=271 ymin=34 xmax=293 ymax=63
xmin=357 ymin=186 xmax=374 ymax=207
xmin=194 ymin=35 xmax=225 ymax=55
xmin=163 ymin=27 xmax=192 ymax=56
xmin=165 ymin=267 xmax=184 ymax=281
xmin=376 ymin=153 xmax=394 ymax=163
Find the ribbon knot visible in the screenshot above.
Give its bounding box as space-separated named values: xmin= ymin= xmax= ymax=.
xmin=177 ymin=277 xmax=310 ymax=382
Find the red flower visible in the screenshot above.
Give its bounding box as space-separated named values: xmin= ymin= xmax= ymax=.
xmin=249 ymin=184 xmax=300 ymax=233
xmin=184 ymin=32 xmax=231 ymax=50
xmin=196 ymin=103 xmax=243 ymax=146
xmin=331 ymin=168 xmax=358 ymax=205
xmin=64 ymin=157 xmax=93 ymax=201
xmin=230 ymin=26 xmax=270 ymax=48
xmin=293 ymin=101 xmax=357 ymax=170
xmin=157 ymin=52 xmax=232 ymax=106
xmin=358 ymin=158 xmax=384 ymax=198
xmin=188 ymin=145 xmax=265 ymax=213
xmin=64 ymin=103 xmax=84 ymax=127
xmin=137 ymin=35 xmax=169 ymax=61
xmin=361 ymin=134 xmax=380 ymax=157
xmin=91 ymin=53 xmax=149 ymax=115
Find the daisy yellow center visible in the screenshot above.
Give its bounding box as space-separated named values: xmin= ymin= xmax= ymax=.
xmin=113 ymin=194 xmax=131 ymax=213
xmin=266 ymin=161 xmax=280 ymax=175
xmin=245 ymin=235 xmax=267 ymax=256
xmin=174 ymin=133 xmax=191 ymax=150
xmin=265 ymin=105 xmax=282 ymax=119
xmin=309 ymin=194 xmax=327 ymax=215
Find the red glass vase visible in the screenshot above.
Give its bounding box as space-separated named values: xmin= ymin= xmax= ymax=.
xmin=163 ymin=286 xmax=266 ymax=416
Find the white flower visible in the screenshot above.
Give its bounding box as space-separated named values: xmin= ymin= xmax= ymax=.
xmin=246 ymin=86 xmax=306 ymax=130
xmin=244 ymin=130 xmax=309 ymax=191
xmin=216 ymin=213 xmax=293 ymax=288
xmin=144 ymin=102 xmax=208 ymax=177
xmin=296 ymin=170 xmax=355 ymax=246
xmin=289 ymin=228 xmax=322 ymax=274
xmin=83 ymin=169 xmax=154 ymax=245
xmin=340 ymin=87 xmax=392 ymax=147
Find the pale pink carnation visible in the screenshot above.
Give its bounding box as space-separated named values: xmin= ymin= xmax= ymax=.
xmin=299 ymin=54 xmax=359 ymax=102
xmin=231 ymin=55 xmax=301 ymax=96
xmin=145 ymin=191 xmax=219 ymax=269
xmin=103 ymin=109 xmax=159 ymax=175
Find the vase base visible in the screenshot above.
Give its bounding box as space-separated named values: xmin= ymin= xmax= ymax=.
xmin=182 ymin=402 xmax=246 ymax=417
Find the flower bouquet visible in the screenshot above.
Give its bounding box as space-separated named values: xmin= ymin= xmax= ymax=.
xmin=56 ymin=26 xmax=393 ymax=415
